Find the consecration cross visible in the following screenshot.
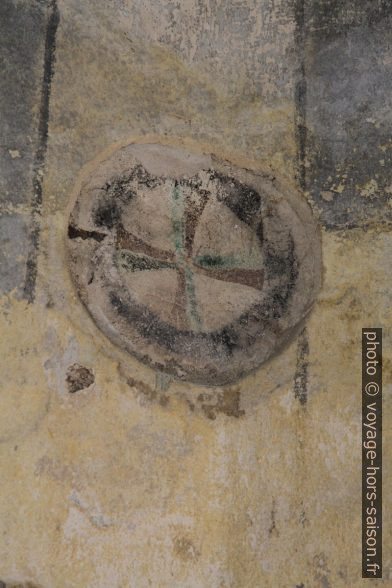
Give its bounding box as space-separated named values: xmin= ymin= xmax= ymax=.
xmin=115 ymin=181 xmax=264 ymax=331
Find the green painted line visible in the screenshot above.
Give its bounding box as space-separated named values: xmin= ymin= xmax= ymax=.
xmin=194 ymin=253 xmax=241 ymax=269
xmin=171 ymin=182 xmax=202 ymax=331
xmin=171 ymin=183 xmax=185 ymax=259
xmin=184 ymin=265 xmax=201 ymax=331
xmin=194 ymin=252 xmax=261 ymax=270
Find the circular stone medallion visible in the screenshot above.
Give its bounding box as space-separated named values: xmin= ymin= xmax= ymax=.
xmin=67 ymin=143 xmax=321 ymax=385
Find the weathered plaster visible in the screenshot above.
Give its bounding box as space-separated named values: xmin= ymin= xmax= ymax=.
xmin=0 ymin=1 xmax=391 ymax=586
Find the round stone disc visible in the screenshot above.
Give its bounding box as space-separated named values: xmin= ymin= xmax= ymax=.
xmin=67 ymin=143 xmax=321 ymax=385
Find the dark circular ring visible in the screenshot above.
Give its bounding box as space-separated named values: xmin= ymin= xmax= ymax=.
xmin=67 ymin=143 xmax=321 ymax=385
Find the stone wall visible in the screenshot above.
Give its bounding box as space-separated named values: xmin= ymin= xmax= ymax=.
xmin=0 ymin=1 xmax=391 ymax=586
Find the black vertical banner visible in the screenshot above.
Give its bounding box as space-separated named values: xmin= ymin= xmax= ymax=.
xmin=362 ymin=328 xmax=382 ymax=578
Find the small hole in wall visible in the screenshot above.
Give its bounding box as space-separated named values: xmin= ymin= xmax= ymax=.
xmin=66 ymin=364 xmax=95 ymax=394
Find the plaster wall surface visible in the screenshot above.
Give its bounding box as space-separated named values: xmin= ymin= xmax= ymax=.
xmin=0 ymin=1 xmax=391 ymax=586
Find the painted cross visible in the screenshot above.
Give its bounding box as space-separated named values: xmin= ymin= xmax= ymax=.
xmin=68 ymin=144 xmax=320 ymax=384
xmin=115 ymin=180 xmax=264 ymax=332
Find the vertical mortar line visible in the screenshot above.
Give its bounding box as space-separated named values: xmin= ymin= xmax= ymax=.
xmin=293 ymin=0 xmax=309 ymax=404
xmin=23 ymin=0 xmax=59 ymax=302
xmin=292 ymin=0 xmax=311 ymax=538
xmin=171 ymin=181 xmax=202 ymax=331
xmin=294 ymin=0 xmax=307 ymax=192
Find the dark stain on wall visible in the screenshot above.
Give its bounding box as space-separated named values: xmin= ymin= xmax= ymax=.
xmin=66 ymin=363 xmax=95 ymax=393
xmin=0 ymin=582 xmax=41 ymax=588
xmin=127 ymin=376 xmax=169 ymax=407
xmin=194 ymin=387 xmax=245 ymax=419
